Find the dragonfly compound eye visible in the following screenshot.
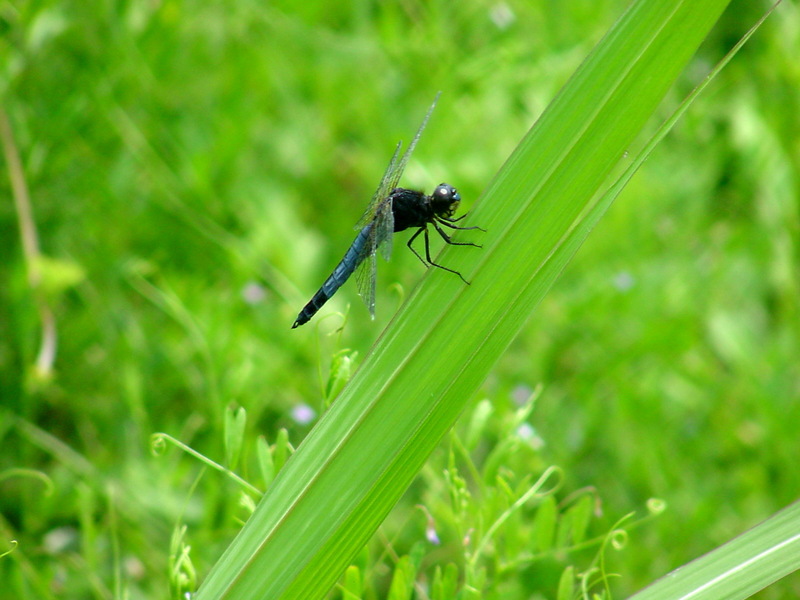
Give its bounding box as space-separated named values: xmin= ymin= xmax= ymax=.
xmin=433 ymin=183 xmax=461 ymax=216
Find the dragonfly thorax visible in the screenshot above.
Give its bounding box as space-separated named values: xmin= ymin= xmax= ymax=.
xmin=431 ymin=183 xmax=461 ymax=218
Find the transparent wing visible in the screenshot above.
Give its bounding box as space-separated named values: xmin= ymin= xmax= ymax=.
xmin=350 ymin=204 xmax=392 ymax=320
xmin=356 ymin=141 xmax=401 ymax=230
xmin=375 ymin=200 xmax=394 ymax=262
xmin=351 ymin=92 xmax=442 ymax=319
xmin=354 ymin=232 xmax=378 ymax=320
xmin=386 ymin=91 xmax=440 ymax=193
xmin=355 ymin=92 xmax=441 ymax=230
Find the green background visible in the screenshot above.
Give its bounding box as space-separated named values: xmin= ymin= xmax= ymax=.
xmin=1 ymin=0 xmax=798 ymax=598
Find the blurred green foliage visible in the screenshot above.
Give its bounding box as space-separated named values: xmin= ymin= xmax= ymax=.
xmin=1 ymin=0 xmax=798 ymax=598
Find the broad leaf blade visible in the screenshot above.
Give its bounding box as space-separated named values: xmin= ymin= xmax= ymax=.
xmin=630 ymin=501 xmax=800 ymax=600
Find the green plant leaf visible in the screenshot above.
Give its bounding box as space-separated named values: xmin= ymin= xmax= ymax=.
xmin=387 ymin=555 xmax=416 ymax=600
xmin=224 ymin=405 xmax=246 ymax=471
xmin=340 ymin=565 xmax=362 ymax=600
xmin=558 ymin=566 xmax=576 ymax=600
xmin=256 ymin=435 xmax=275 ymax=488
xmin=629 ymin=500 xmax=800 ymax=600
xmin=534 ymin=495 xmax=557 ymax=553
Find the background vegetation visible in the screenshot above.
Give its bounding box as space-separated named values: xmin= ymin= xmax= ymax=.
xmin=1 ymin=0 xmax=798 ymax=598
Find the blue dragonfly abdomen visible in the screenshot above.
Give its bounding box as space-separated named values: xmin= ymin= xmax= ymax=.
xmin=291 ymin=222 xmax=374 ymax=329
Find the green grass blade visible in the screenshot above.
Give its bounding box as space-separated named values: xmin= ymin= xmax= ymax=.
xmin=629 ymin=501 xmax=800 ymax=600
xmin=196 ymin=1 xmax=732 ymax=598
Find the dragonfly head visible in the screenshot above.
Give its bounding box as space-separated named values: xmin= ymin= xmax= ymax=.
xmin=431 ymin=183 xmax=461 ymax=218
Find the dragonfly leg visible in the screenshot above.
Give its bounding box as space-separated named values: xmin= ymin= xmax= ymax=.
xmin=406 ymin=227 xmax=430 ymax=268
xmin=432 ymin=220 xmax=482 ymax=248
xmin=423 ymin=227 xmax=470 ymax=285
xmin=437 ymin=215 xmax=487 ymax=233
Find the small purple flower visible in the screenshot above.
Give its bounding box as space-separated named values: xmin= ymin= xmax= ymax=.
xmin=613 ymin=271 xmax=635 ymax=292
xmin=425 ymin=525 xmax=440 ymax=545
xmin=241 ymin=281 xmax=267 ymax=305
xmin=416 ymin=504 xmax=441 ymax=545
xmin=290 ymin=404 xmax=316 ymax=425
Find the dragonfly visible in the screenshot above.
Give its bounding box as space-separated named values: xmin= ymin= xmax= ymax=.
xmin=292 ymin=93 xmax=483 ymax=329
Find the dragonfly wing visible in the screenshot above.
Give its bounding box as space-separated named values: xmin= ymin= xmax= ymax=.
xmin=386 ymin=92 xmax=441 ymax=193
xmin=349 ymin=93 xmax=442 ymax=319
xmin=375 ymin=199 xmax=394 ymax=262
xmin=355 ymin=93 xmax=440 ymax=230
xmin=354 ymin=237 xmax=378 ymax=320
xmin=356 ymin=141 xmax=401 ymax=230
